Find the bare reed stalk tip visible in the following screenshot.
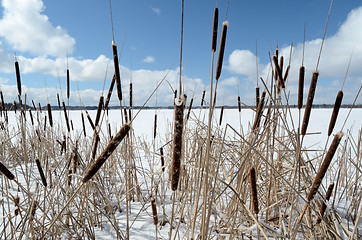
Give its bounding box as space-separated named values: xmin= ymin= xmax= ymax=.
xmin=105 ymin=74 xmax=116 ymax=110
xmin=272 ymin=55 xmax=285 ymax=89
xmin=186 ymin=98 xmax=193 ymax=120
xmin=201 ymin=90 xmax=206 ymax=108
xmin=81 ymin=113 xmax=86 ymax=137
xmin=35 ymin=159 xmax=47 ymax=187
xmin=0 ymin=161 xmax=15 ymax=180
xmin=150 ymin=197 xmax=158 ymax=225
xmin=15 ymin=60 xmax=21 ymax=96
xmin=154 ymin=114 xmax=157 ymax=139
xmin=301 ymin=71 xmax=319 ymax=135
xmin=211 ymin=7 xmax=219 ymax=52
xmin=252 ymin=90 xmax=266 ymax=131
xmin=298 ymin=66 xmax=305 ymax=109
xmin=112 ymin=42 xmax=122 ymax=101
xmin=62 ymin=101 xmax=71 ymax=132
xmin=256 ymin=86 xmax=260 ymax=107
xmin=249 ymin=167 xmax=259 ymax=214
xmin=47 ymin=103 xmax=53 ymax=128
xmin=317 ymin=182 xmax=335 ymax=224
xmin=82 ymin=123 xmax=130 ymax=183
xmin=215 ymin=21 xmax=228 ymax=81
xmin=328 ymin=90 xmax=343 ymax=136
xmin=219 ymin=105 xmax=224 ymax=126
xmin=67 ymin=69 xmax=70 ymax=99
xmin=95 ymin=96 xmax=104 ymax=127
xmin=170 ymin=99 xmax=185 ymax=191
xmin=237 ymin=96 xmax=241 ymax=112
xmin=160 ymin=147 xmax=165 ymax=172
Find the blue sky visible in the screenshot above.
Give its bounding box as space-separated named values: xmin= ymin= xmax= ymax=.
xmin=0 ymin=0 xmax=361 ymax=106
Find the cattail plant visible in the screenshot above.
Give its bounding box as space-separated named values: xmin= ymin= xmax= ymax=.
xmin=252 ymin=90 xmax=266 ymax=131
xmin=328 ymin=91 xmax=343 ymax=136
xmin=211 ymin=7 xmax=218 ymax=52
xmin=86 ymin=111 xmax=95 ymax=131
xmin=219 ymin=105 xmax=224 ymax=126
xmin=15 ymin=59 xmax=21 ymax=96
xmin=105 ymin=74 xmax=116 ymax=110
xmin=0 ymin=161 xmax=15 ymax=180
xmin=95 ymin=96 xmax=104 ymax=127
xmin=201 ymin=90 xmax=206 ymax=108
xmin=13 ymin=101 xmax=17 ymax=113
xmin=150 ymin=197 xmax=158 ymax=225
xmin=272 ymin=55 xmax=285 ymax=89
xmin=91 ymin=135 xmax=100 ymax=160
xmin=62 ymin=101 xmax=71 ymax=132
xmin=47 ymin=103 xmax=53 ymax=128
xmin=215 ymin=21 xmax=228 ymax=81
xmin=129 ymin=82 xmax=133 ymax=108
xmin=29 ymin=109 xmax=34 ymax=125
xmin=38 ymin=102 xmax=42 ymax=113
xmin=237 ymin=96 xmax=241 ymax=112
xmin=82 ymin=123 xmax=130 ymax=183
xmin=255 ymin=86 xmax=260 ymax=107
xmin=316 ymin=182 xmax=335 ymax=224
xmin=249 ymin=167 xmax=259 ymax=215
xmin=301 ymin=71 xmax=319 ymax=135
xmin=0 ymin=92 xmax=5 ymax=113
xmin=154 ymin=114 xmax=157 ymax=139
xmin=124 ymin=107 xmax=128 ymax=123
xmin=81 ymin=113 xmax=86 ymax=137
xmin=35 ymin=159 xmax=47 ymax=187
xmin=57 ymin=93 xmax=61 ymax=110
xmin=160 ymin=147 xmax=165 ymax=172
xmin=170 ymin=99 xmax=185 ymax=191
xmin=186 ymin=98 xmax=193 ymax=120
xmin=14 ymin=196 xmax=20 ymax=216
xmin=67 ymin=68 xmax=70 ymax=99
xmin=112 ymin=42 xmax=122 ymax=101
xmin=298 ymin=66 xmax=305 ymax=109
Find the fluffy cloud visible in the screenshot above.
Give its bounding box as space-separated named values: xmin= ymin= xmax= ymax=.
xmin=142 ymin=56 xmax=155 ymax=63
xmin=151 ymin=7 xmax=161 ymax=15
xmin=0 ymin=0 xmax=75 ymax=57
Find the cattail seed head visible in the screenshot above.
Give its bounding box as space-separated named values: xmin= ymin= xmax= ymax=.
xmin=15 ymin=61 xmax=21 ymax=96
xmin=215 ymin=21 xmax=228 ymax=81
xmin=317 ymin=182 xmax=335 ymax=224
xmin=150 ymin=197 xmax=158 ymax=225
xmin=249 ymin=167 xmax=259 ymax=214
xmin=95 ymin=96 xmax=104 ymax=127
xmin=129 ymin=82 xmax=133 ymax=108
xmin=29 ymin=109 xmax=34 ymax=125
xmin=35 ymin=159 xmax=47 ymax=187
xmin=255 ymin=86 xmax=260 ymax=107
xmin=105 ymin=74 xmax=116 ymax=110
xmin=219 ymin=105 xmax=224 ymax=126
xmin=86 ymin=112 xmax=95 ymax=131
xmin=171 ymin=98 xmax=185 ymax=191
xmin=186 ymin=98 xmax=193 ymax=120
xmin=211 ymin=7 xmax=219 ymax=52
xmin=82 ymin=123 xmax=130 ymax=183
xmin=112 ymin=42 xmax=122 ymax=102
xmin=301 ymin=71 xmax=319 ymax=135
xmin=272 ymin=55 xmax=285 ymax=89
xmin=0 ymin=161 xmax=15 ymax=180
xmin=67 ymin=69 xmax=70 ymax=99
xmin=201 ymin=90 xmax=206 ymax=108
xmin=328 ymin=91 xmax=343 ymax=136
xmin=237 ymin=96 xmax=241 ymax=112
xmin=160 ymin=147 xmax=165 ymax=172
xmin=62 ymin=101 xmax=71 ymax=132
xmin=252 ymin=90 xmax=266 ymax=131
xmin=81 ymin=113 xmax=86 ymax=137
xmin=47 ymin=103 xmax=53 ymax=128
xmin=154 ymin=114 xmax=157 ymax=139
xmin=298 ymin=66 xmax=305 ymax=109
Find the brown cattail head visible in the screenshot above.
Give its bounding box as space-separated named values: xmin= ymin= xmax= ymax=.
xmin=29 ymin=109 xmax=34 ymax=125
xmin=215 ymin=21 xmax=228 ymax=81
xmin=307 ymin=132 xmax=343 ymax=202
xmin=47 ymin=103 xmax=53 ymax=128
xmin=249 ymin=167 xmax=259 ymax=214
xmin=284 ymin=65 xmax=290 ymax=83
xmin=317 ymin=182 xmax=335 ymax=224
xmin=62 ymin=101 xmax=71 ymax=132
xmin=328 ymin=91 xmax=343 ymax=136
xmin=252 ymin=90 xmax=266 ymax=131
xmin=124 ymin=107 xmax=128 ymax=123
xmin=86 ymin=111 xmax=95 ymax=131
xmin=171 ymin=98 xmax=185 ymax=191
xmin=201 ymin=90 xmax=206 ymax=108
xmin=255 ymin=86 xmax=260 ymax=107
xmin=279 ymin=56 xmax=284 ymax=76
xmin=67 ymin=69 xmax=70 ymax=99
xmin=15 ymin=60 xmax=21 ymax=96
xmin=0 ymin=92 xmax=5 ymax=114
xmin=150 ymin=197 xmax=158 ymax=225
xmin=237 ymin=96 xmax=241 ymax=112
xmin=219 ymin=105 xmax=224 ymax=126
xmin=82 ymin=123 xmax=130 ymax=183
xmin=129 ymin=82 xmax=133 ymax=108
xmin=95 ymin=96 xmax=104 ymax=127
xmin=301 ymin=71 xmax=319 ymax=135
xmin=35 ymin=159 xmax=47 ymax=187
xmin=298 ymin=66 xmax=305 ymax=109
xmin=153 ymin=114 xmax=157 ymax=139
xmin=272 ymin=55 xmax=285 ymax=89
xmin=105 ymin=74 xmax=116 ymax=110
xmin=0 ymin=162 xmax=15 ymax=180
xmin=81 ymin=113 xmax=86 ymax=137
xmin=57 ymin=93 xmax=61 ymax=110
xmin=91 ymin=134 xmax=100 ymax=160
xmin=112 ymin=42 xmax=122 ymax=102
xmin=211 ymin=7 xmax=219 ymax=52
xmin=160 ymin=147 xmax=165 ymax=172
xmin=186 ymin=98 xmax=193 ymax=120
xmin=30 ymin=200 xmax=38 ymax=218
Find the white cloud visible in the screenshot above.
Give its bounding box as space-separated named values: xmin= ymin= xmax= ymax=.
xmin=0 ymin=0 xmax=75 ymax=57
xmin=151 ymin=7 xmax=161 ymax=15
xmin=142 ymin=56 xmax=155 ymax=63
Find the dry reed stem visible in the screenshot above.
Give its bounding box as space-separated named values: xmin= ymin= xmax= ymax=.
xmin=215 ymin=21 xmax=228 ymax=81
xmin=112 ymin=42 xmax=122 ymax=101
xmin=249 ymin=167 xmax=259 ymax=214
xmin=211 ymin=7 xmax=218 ymax=52
xmin=82 ymin=123 xmax=130 ymax=183
xmin=35 ymin=159 xmax=47 ymax=187
xmin=15 ymin=60 xmax=21 ymax=96
xmin=170 ymin=98 xmax=185 ymax=191
xmin=150 ymin=197 xmax=158 ymax=225
xmin=301 ymin=71 xmax=319 ymax=135
xmin=328 ymin=90 xmax=343 ymax=136
xmin=0 ymin=161 xmax=15 ymax=180
xmin=47 ymin=103 xmax=53 ymax=128
xmin=316 ymin=182 xmax=334 ymax=224
xmin=298 ymin=66 xmax=305 ymax=109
